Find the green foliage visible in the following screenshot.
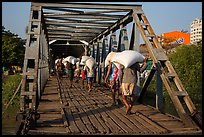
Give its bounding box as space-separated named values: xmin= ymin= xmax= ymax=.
xmin=2 ymin=26 xmax=25 ymax=67
xmin=168 ymin=43 xmax=202 ymax=114
xmin=2 ymin=75 xmax=22 ymax=108
xmin=145 ymin=43 xmax=202 ymax=116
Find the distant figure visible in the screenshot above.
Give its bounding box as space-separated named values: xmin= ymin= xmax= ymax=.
xmin=105 ymin=61 xmax=122 ymax=106
xmin=67 ymin=62 xmax=76 ymax=88
xmin=81 ymin=65 xmax=87 ymax=89
xmin=120 ymin=57 xmax=147 ymax=115
xmin=64 ymin=61 xmax=69 ymax=78
xmin=74 ymin=62 xmax=80 ymax=83
xmin=84 ymin=64 xmax=96 ymax=93
xmin=56 ymin=58 xmax=65 ymax=79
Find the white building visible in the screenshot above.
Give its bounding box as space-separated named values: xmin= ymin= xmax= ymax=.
xmin=190 ymin=18 xmax=202 ymax=44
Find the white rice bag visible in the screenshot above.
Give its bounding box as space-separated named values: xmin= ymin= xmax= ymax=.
xmin=112 ymin=50 xmax=145 ymax=68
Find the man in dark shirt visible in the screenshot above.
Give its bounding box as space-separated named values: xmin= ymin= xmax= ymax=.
xmin=120 ymin=57 xmax=147 ymax=115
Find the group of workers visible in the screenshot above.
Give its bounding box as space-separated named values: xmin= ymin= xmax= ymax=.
xmin=55 ymin=56 xmax=96 ymax=92
xmin=55 ymin=55 xmax=148 ymax=115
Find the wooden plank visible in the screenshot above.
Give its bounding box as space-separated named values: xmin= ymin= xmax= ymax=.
xmin=63 ymin=80 xmax=107 ymax=134
xmin=29 ymin=126 xmax=68 ymax=135
xmin=101 ymin=105 xmax=133 ymax=133
xmin=133 ymin=114 xmax=158 ymax=134
xmin=83 ymin=91 xmax=124 ymax=134
xmin=153 ymin=48 xmax=168 ymax=61
xmin=79 ymin=100 xmax=107 ymax=134
xmin=148 ymin=113 xmax=180 ymax=121
xmin=108 ymin=106 xmax=144 ymax=134
xmin=113 ymin=107 xmax=148 ymax=134
xmin=79 ymin=90 xmax=111 ymax=130
xmin=136 ymin=112 xmax=170 ymax=134
xmin=136 ymin=109 xmax=161 ymax=117
xmin=66 ymin=89 xmax=96 ymax=134
xmin=94 ymin=93 xmax=153 ymax=134
xmin=157 ymin=120 xmax=185 ymax=129
xmin=81 ymin=97 xmax=111 ymax=134
xmin=71 ymin=100 xmax=91 ymax=134
xmin=29 ymin=78 xmax=67 ymax=135
xmin=65 ymin=107 xmax=81 ymax=134
xmin=59 ymin=83 xmax=81 ymax=134
xmin=63 ymin=86 xmax=88 ymax=134
xmin=90 ymin=93 xmax=135 ymax=133
xmin=72 ymin=85 xmax=111 ymax=134
xmin=173 ymin=91 xmax=188 ymax=97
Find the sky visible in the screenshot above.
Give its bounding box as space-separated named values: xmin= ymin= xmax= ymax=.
xmin=2 ymin=2 xmax=202 ymax=40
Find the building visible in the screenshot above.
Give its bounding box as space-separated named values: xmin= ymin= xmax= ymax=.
xmin=159 ymin=31 xmax=190 ymax=46
xmin=190 ymin=18 xmax=202 ymax=44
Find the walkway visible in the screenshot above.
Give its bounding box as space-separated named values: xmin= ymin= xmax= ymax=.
xmin=28 ymin=76 xmax=202 ymax=135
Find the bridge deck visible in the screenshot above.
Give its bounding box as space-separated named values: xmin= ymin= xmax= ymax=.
xmin=28 ymin=76 xmax=201 ymax=135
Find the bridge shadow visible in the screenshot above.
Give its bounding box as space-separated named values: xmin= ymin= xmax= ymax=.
xmin=59 ymin=78 xmax=134 ymax=125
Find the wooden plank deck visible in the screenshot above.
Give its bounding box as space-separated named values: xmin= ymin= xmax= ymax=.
xmin=28 ymin=76 xmax=202 ymax=135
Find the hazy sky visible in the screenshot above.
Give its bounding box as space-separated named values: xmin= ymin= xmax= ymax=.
xmin=2 ymin=2 xmax=202 ymax=40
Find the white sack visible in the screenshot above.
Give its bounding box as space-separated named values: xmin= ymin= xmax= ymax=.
xmin=63 ymin=56 xmax=77 ymax=65
xmin=80 ymin=56 xmax=90 ymax=65
xmin=112 ymin=50 xmax=145 ymax=68
xmin=85 ymin=57 xmax=96 ymax=69
xmin=105 ymin=52 xmax=117 ymax=67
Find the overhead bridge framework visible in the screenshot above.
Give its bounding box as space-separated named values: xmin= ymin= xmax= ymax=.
xmin=20 ymin=2 xmax=201 ymax=130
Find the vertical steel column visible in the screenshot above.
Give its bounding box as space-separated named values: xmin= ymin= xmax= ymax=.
xmin=38 ymin=26 xmax=49 ymax=97
xmin=119 ymin=26 xmax=129 ymax=51
xmin=129 ymin=23 xmax=135 ymax=50
xmin=135 ymin=21 xmax=141 ymax=97
xmin=96 ymin=40 xmax=101 ymax=84
xmin=20 ymin=4 xmax=42 ymax=112
xmin=130 ymin=20 xmax=141 ymax=97
xmin=91 ymin=44 xmax=95 ymax=58
xmin=117 ymin=25 xmax=129 ymax=52
xmin=97 ymin=40 xmax=103 ymax=84
xmin=101 ymin=37 xmax=108 ymax=81
xmin=156 ymin=71 xmax=163 ymax=112
xmin=116 ymin=26 xmax=122 ymax=52
xmin=93 ymin=42 xmax=97 ymax=83
xmin=107 ymin=35 xmax=112 ymax=54
xmin=109 ymin=32 xmax=117 ymax=52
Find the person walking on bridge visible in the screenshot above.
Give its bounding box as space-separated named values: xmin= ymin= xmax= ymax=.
xmin=66 ymin=62 xmax=76 ymax=88
xmin=105 ymin=61 xmax=122 ymax=106
xmin=120 ymin=57 xmax=147 ymax=115
xmin=84 ymin=64 xmax=96 ymax=94
xmin=81 ymin=65 xmax=87 ymax=89
xmin=56 ymin=57 xmax=65 ymax=79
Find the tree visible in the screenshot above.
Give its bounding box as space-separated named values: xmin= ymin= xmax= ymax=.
xmin=168 ymin=43 xmax=202 ymax=114
xmin=2 ymin=26 xmax=25 ymax=67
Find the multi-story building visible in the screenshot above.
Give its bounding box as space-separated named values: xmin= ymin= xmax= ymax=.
xmin=190 ymin=18 xmax=202 ymax=44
